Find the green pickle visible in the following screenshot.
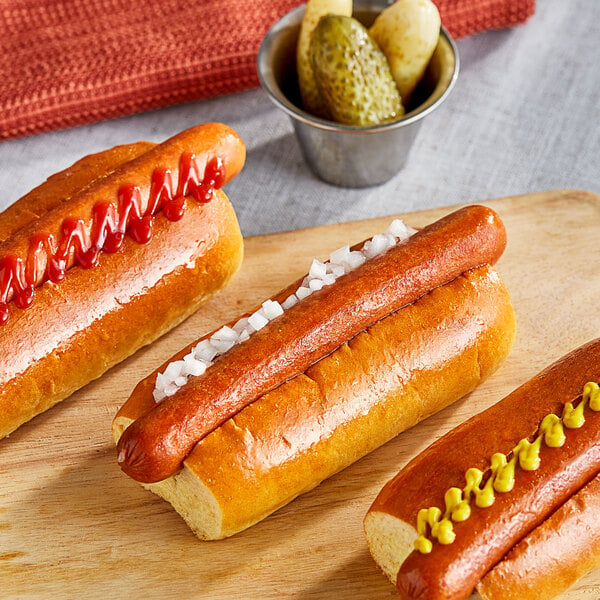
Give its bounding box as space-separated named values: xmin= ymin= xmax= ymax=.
xmin=308 ymin=15 xmax=404 ymax=126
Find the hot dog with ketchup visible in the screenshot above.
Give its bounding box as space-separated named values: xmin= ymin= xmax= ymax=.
xmin=113 ymin=205 xmax=516 ymax=540
xmin=364 ymin=338 xmax=600 ymax=600
xmin=0 ymin=123 xmax=244 ymax=439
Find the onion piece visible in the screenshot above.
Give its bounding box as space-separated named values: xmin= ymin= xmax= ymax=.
xmin=248 ymin=311 xmax=269 ymax=331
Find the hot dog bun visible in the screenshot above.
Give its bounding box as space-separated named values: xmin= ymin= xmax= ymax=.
xmin=478 ymin=473 xmax=600 ymax=600
xmin=0 ymin=123 xmax=244 ymax=439
xmin=113 ymin=208 xmax=516 ymax=539
xmin=364 ymin=339 xmax=600 ymax=600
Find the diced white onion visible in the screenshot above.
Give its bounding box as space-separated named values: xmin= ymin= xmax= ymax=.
xmin=153 ymin=219 xmax=416 ymax=402
xmin=262 ymin=299 xmax=284 ymax=320
xmin=232 ymin=317 xmax=249 ymax=334
xmin=163 ymin=383 xmax=179 ymax=396
xmin=346 ymin=251 xmax=366 ymax=270
xmin=329 ymin=245 xmax=350 ymax=265
xmin=309 ymin=258 xmax=327 ymax=279
xmin=164 ymin=360 xmax=185 ymax=380
xmin=248 ymin=311 xmax=269 ymax=331
xmin=211 ymin=325 xmax=238 ymax=342
xmin=153 ymin=388 xmax=167 ymax=402
xmin=328 ymin=263 xmax=345 ymax=278
xmin=193 ymin=339 xmax=218 ymax=362
xmin=282 ymin=294 xmax=298 ymax=309
xmin=257 ymin=307 xmax=268 ymax=319
xmin=183 ymin=355 xmax=207 ymax=376
xmin=361 ymin=240 xmax=375 ymax=259
xmin=384 ymin=233 xmax=397 ymax=247
xmin=155 ymin=372 xmax=169 ymax=389
xmin=367 ymin=234 xmax=389 ymax=257
xmin=387 ymin=218 xmax=415 ymax=240
xmin=296 ymin=286 xmax=312 ymax=300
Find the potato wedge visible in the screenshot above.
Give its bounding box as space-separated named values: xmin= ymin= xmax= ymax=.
xmin=369 ymin=0 xmax=440 ymax=106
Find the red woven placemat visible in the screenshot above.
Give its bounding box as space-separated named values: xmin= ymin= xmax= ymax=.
xmin=0 ymin=0 xmax=535 ymax=140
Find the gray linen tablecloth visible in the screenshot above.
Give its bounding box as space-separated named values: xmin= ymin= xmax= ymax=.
xmin=1 ymin=0 xmax=598 ymax=236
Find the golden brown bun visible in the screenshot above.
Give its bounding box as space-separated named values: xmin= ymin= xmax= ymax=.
xmin=364 ymin=338 xmax=600 ymax=600
xmin=113 ymin=264 xmax=515 ymax=539
xmin=0 ymin=126 xmax=245 ymax=439
xmin=478 ymin=474 xmax=600 ymax=600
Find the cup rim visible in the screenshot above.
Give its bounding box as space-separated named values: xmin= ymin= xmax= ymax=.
xmin=257 ymin=3 xmax=460 ymax=134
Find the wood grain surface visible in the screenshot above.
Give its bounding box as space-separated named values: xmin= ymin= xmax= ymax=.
xmin=1 ymin=190 xmax=599 ymax=599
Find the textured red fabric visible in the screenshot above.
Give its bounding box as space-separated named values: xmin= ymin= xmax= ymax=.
xmin=0 ymin=0 xmax=535 ymax=140
xmin=437 ymin=0 xmax=535 ymax=39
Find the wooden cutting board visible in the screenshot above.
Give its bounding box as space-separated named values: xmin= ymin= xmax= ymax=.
xmin=1 ymin=190 xmax=599 ymax=600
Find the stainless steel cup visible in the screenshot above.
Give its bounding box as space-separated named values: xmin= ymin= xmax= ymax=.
xmin=257 ymin=0 xmax=459 ymax=188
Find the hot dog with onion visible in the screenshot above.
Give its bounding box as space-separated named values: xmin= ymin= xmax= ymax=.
xmin=113 ymin=205 xmax=516 ymax=540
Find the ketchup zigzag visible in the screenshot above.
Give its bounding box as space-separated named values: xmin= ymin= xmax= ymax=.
xmin=0 ymin=152 xmax=225 ymax=325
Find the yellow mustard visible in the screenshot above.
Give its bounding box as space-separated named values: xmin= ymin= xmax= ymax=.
xmin=414 ymin=381 xmax=599 ymax=554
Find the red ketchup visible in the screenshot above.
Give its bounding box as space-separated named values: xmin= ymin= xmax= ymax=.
xmin=0 ymin=153 xmax=225 ymax=325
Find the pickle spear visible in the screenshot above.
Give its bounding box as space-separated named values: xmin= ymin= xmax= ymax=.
xmin=309 ymin=15 xmax=404 ymax=126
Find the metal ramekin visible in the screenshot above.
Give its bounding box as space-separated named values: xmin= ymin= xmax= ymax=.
xmin=257 ymin=1 xmax=459 ymax=188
